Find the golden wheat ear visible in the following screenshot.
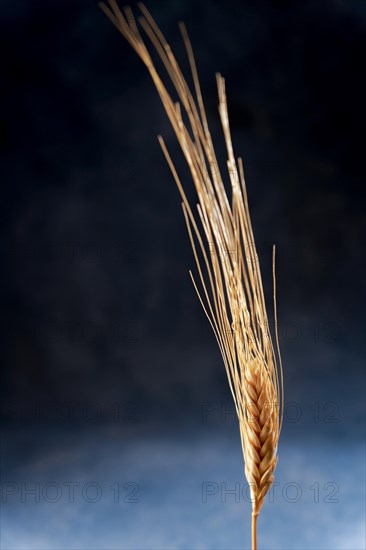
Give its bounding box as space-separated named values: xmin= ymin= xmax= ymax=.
xmin=100 ymin=2 xmax=284 ymax=548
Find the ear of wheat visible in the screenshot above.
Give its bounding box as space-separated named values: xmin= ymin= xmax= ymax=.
xmin=100 ymin=2 xmax=284 ymax=548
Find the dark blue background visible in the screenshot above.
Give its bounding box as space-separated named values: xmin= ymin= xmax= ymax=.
xmin=1 ymin=1 xmax=365 ymax=548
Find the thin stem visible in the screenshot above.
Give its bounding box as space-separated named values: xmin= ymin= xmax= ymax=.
xmin=252 ymin=512 xmax=258 ymax=550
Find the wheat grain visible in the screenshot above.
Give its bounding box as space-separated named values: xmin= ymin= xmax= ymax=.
xmin=99 ymin=3 xmax=284 ymax=548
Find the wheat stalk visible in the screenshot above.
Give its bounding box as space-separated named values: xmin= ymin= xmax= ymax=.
xmin=100 ymin=2 xmax=284 ymax=548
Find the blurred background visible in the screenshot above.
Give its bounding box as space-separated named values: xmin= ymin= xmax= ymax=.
xmin=1 ymin=0 xmax=365 ymax=548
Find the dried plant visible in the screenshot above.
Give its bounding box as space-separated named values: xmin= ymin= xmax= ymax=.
xmin=100 ymin=2 xmax=284 ymax=548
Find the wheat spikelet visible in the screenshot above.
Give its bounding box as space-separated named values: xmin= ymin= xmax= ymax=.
xmin=100 ymin=2 xmax=284 ymax=547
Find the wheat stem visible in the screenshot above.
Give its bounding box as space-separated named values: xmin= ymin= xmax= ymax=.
xmin=252 ymin=512 xmax=258 ymax=550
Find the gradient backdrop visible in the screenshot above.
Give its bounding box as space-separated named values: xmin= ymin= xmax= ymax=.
xmin=1 ymin=0 xmax=365 ymax=549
